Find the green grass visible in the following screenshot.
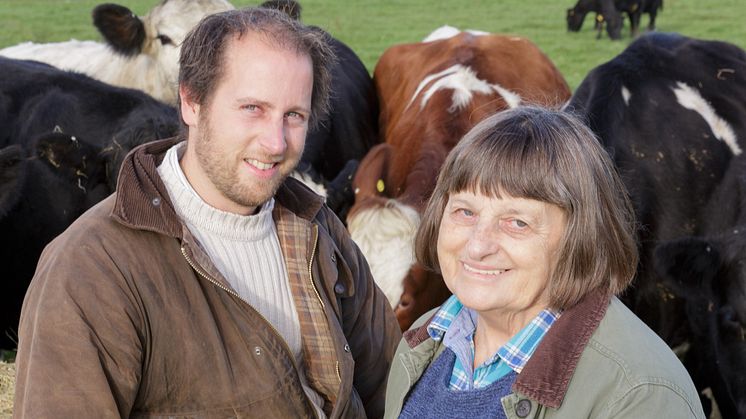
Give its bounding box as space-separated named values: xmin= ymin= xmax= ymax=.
xmin=0 ymin=0 xmax=744 ymax=91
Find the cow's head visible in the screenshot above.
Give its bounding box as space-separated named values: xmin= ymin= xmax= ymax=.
xmin=347 ymin=143 xmax=419 ymax=310
xmin=655 ymin=235 xmax=746 ymax=418
xmin=99 ymin=105 xmax=179 ymax=190
xmin=566 ymin=7 xmax=585 ymax=32
xmin=92 ymin=0 xmax=235 ymax=103
xmin=0 ymin=133 xmax=112 ymax=226
xmin=348 ymin=142 xmax=454 ymax=330
xmin=34 ymin=132 xmax=111 ymax=200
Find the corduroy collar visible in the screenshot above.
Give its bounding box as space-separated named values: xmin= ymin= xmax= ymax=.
xmin=111 ymin=137 xmax=325 ymax=237
xmin=404 ymin=290 xmax=610 ymax=409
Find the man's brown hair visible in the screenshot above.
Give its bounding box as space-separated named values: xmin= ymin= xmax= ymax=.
xmin=178 ymin=6 xmax=335 ymax=130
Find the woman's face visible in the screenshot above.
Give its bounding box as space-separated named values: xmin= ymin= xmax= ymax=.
xmin=437 ymin=190 xmax=567 ymax=320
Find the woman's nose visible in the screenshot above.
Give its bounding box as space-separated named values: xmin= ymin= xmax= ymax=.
xmin=466 ymin=225 xmax=500 ymax=260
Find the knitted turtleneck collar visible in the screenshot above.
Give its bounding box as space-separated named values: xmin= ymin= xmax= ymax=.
xmin=156 ymin=141 xmax=274 ymax=242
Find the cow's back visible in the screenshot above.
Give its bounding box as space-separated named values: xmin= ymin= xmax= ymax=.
xmin=373 ymin=32 xmax=571 ymax=199
xmin=567 ymin=32 xmax=746 ymax=344
xmin=353 ymin=30 xmax=570 ymax=329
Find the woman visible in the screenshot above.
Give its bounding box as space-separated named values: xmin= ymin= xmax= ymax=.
xmin=384 ymin=107 xmax=704 ymax=418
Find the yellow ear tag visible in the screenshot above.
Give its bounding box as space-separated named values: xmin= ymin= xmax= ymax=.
xmin=376 ymin=179 xmax=385 ymax=193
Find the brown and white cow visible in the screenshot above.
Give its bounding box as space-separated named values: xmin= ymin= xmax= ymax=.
xmin=0 ymin=0 xmax=234 ymax=105
xmin=348 ymin=27 xmax=571 ymax=330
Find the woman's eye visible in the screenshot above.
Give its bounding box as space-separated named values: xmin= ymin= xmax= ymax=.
xmin=243 ymin=104 xmax=258 ymax=112
xmin=510 ymin=219 xmax=528 ymax=229
xmin=457 ymin=208 xmax=475 ymax=217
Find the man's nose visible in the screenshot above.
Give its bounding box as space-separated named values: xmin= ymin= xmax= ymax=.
xmin=259 ymin=116 xmax=287 ymax=155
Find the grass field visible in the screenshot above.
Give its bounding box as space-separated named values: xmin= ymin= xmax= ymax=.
xmin=0 ymin=0 xmax=744 ymax=91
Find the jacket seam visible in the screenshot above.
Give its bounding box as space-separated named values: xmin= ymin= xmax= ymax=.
xmin=587 ymin=339 xmax=700 ymax=417
xmin=601 ymin=381 xmax=702 ymax=418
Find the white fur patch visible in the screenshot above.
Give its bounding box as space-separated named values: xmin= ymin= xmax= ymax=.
xmin=422 ymin=25 xmax=489 ymax=42
xmin=0 ymin=0 xmax=234 ymax=104
xmin=290 ymin=171 xmax=327 ymax=198
xmin=621 ymin=85 xmax=631 ymax=106
xmin=407 ymin=64 xmax=521 ymax=112
xmin=347 ymin=201 xmax=420 ymax=307
xmin=672 ymin=81 xmax=742 ymax=156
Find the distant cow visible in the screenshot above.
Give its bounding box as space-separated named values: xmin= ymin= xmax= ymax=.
xmin=348 ymin=27 xmax=571 ymax=330
xmin=0 ymin=0 xmax=234 ymax=104
xmin=0 ymin=57 xmax=179 ymax=350
xmin=567 ymin=0 xmax=662 ymax=40
xmin=566 ymin=32 xmax=746 ymax=417
xmin=261 ymin=0 xmax=380 ymax=219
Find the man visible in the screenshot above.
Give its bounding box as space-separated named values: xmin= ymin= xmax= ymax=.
xmin=14 ymin=7 xmax=400 ymax=418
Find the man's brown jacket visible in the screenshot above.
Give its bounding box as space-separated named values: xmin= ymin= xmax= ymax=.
xmin=14 ymin=138 xmax=401 ymax=418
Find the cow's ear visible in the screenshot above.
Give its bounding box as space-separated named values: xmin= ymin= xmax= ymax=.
xmin=35 ymin=133 xmax=97 ymax=176
xmin=654 ymin=237 xmax=721 ymax=296
xmin=352 ymin=143 xmax=392 ymax=197
xmin=0 ymin=145 xmax=24 ymax=218
xmin=93 ymin=3 xmax=145 ymax=56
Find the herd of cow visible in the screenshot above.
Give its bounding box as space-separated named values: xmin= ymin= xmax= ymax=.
xmin=566 ymin=0 xmax=663 ymax=40
xmin=0 ymin=0 xmax=744 ymax=417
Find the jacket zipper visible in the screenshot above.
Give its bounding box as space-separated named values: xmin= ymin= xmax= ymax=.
xmin=307 ymin=225 xmax=325 ymax=309
xmin=180 ymin=246 xmax=319 ymax=418
xmin=308 ymin=226 xmax=342 ymax=385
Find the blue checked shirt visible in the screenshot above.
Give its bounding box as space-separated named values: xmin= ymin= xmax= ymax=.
xmin=427 ymin=295 xmax=562 ymax=391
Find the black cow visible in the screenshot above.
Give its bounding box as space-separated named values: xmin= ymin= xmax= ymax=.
xmin=655 ymin=155 xmax=746 ymax=418
xmin=0 ymin=57 xmax=179 ymax=351
xmin=566 ymin=32 xmax=746 ymax=416
xmin=567 ymin=0 xmax=663 ymax=40
xmin=261 ymin=0 xmax=380 ymax=220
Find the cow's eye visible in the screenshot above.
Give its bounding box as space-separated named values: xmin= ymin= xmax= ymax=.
xmin=718 ymin=305 xmax=745 ymax=336
xmin=156 ymin=34 xmax=173 ymax=46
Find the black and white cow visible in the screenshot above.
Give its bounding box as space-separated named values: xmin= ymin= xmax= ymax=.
xmin=0 ymin=57 xmax=179 ymax=350
xmin=567 ymin=0 xmax=663 ymax=40
xmin=655 ymin=154 xmax=746 ymax=418
xmin=567 ymin=0 xmax=623 ymax=39
xmin=566 ymin=32 xmax=746 ymax=416
xmin=0 ymin=0 xmax=234 ymax=105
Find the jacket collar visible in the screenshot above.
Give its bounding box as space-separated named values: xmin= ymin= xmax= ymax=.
xmin=111 ymin=137 xmax=325 ymax=235
xmin=404 ymin=290 xmax=610 ymax=409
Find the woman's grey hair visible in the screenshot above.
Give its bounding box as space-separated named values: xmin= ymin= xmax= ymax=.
xmin=178 ymin=6 xmax=335 ymax=130
xmin=415 ymin=106 xmax=638 ymax=310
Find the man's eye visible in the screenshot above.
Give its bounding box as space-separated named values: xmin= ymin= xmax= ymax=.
xmin=243 ymin=104 xmax=258 ymax=112
xmin=286 ymin=111 xmax=305 ymax=120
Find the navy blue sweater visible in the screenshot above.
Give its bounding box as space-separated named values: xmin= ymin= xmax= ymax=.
xmin=399 ymin=348 xmax=517 ymax=419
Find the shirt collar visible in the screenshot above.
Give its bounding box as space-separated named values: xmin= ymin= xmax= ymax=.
xmin=427 ymin=295 xmax=562 ymax=373
xmin=427 ymin=294 xmax=463 ymax=341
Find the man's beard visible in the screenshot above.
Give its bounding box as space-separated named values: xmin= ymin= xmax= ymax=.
xmin=193 ymin=117 xmax=300 ymax=211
